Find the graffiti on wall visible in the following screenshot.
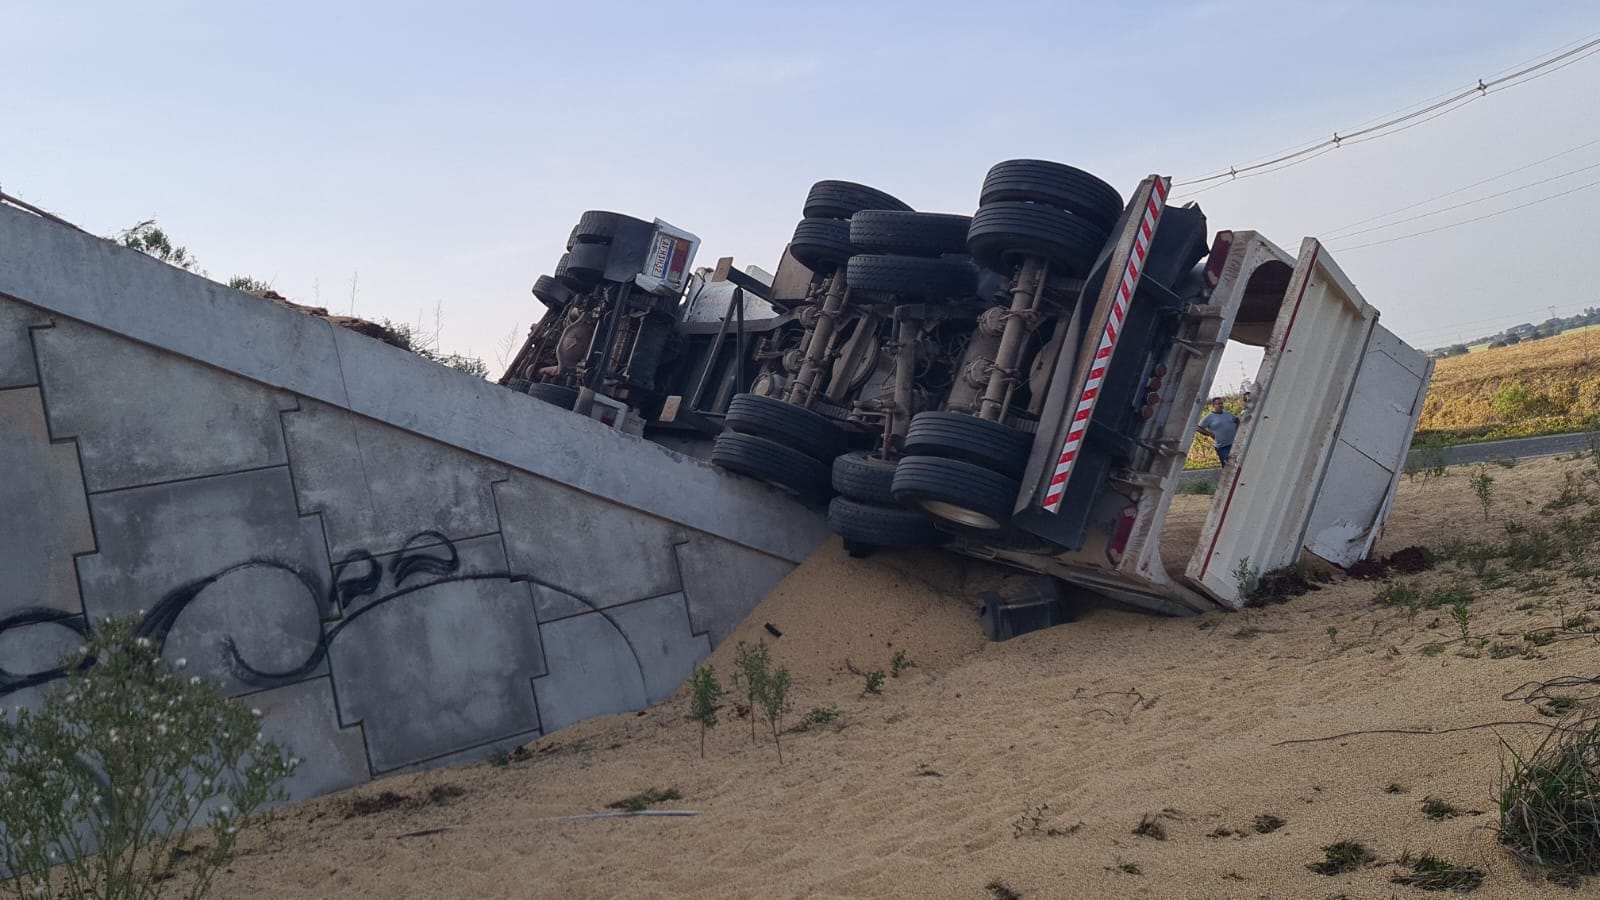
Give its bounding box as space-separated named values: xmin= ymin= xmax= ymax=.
xmin=0 ymin=531 xmax=648 ymax=700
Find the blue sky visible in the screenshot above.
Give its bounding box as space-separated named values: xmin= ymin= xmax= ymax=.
xmin=4 ymin=1 xmax=1598 ymax=380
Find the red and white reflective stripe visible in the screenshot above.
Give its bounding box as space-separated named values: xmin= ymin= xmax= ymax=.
xmin=1042 ymin=176 xmax=1170 ymax=514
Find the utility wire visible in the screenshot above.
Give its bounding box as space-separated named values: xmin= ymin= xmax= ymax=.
xmin=1326 ymin=158 xmax=1600 ymax=240
xmin=1173 ymin=33 xmax=1600 ymax=191
xmin=1331 ymin=175 xmax=1600 ymax=251
xmin=1322 ymin=136 xmax=1600 ymax=235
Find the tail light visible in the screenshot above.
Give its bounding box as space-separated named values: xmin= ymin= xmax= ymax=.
xmin=1203 ymin=231 xmax=1234 ymax=288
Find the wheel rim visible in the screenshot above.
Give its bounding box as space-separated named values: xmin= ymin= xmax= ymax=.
xmin=920 ymin=500 xmax=1001 ymax=530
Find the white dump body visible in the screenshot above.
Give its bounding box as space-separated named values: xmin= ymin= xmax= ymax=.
xmin=989 ymin=189 xmax=1434 ymax=614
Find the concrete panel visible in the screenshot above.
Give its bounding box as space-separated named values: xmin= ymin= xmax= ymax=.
xmin=282 ymin=399 xmax=506 ymax=559
xmin=0 ymin=205 xmax=347 ymax=402
xmin=0 ymin=388 xmax=94 ymax=614
xmin=533 ymin=593 xmax=709 ymax=731
xmin=34 ymin=319 xmax=294 ymax=492
xmin=249 ymin=677 xmax=371 ymax=800
xmin=674 ymin=535 xmax=794 ymax=646
xmin=0 ymin=296 xmax=48 ymax=388
xmin=330 ymin=325 xmax=829 ymax=563
xmin=75 ymin=467 xmax=332 ymax=694
xmin=323 ymin=535 xmax=545 ymax=773
xmin=495 ymin=472 xmax=684 ymax=605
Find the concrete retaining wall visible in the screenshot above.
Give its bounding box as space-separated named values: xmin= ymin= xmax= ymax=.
xmin=0 ymin=204 xmax=827 ymax=802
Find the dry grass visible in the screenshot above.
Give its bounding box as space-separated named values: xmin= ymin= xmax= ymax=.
xmin=1418 ymin=329 xmax=1600 ymax=444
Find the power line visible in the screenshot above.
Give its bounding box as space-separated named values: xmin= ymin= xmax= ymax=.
xmin=1321 ymin=136 xmax=1600 ymax=235
xmin=1172 ymin=32 xmax=1600 ymax=193
xmin=1330 ymin=175 xmax=1600 ymax=251
xmin=1325 ymin=157 xmax=1600 ymax=240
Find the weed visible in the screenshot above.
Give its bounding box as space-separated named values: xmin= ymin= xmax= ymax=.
xmin=1254 ymin=814 xmax=1286 ymax=834
xmin=1179 ymin=478 xmax=1217 ymax=495
xmin=1526 ymin=630 xmax=1558 ymax=647
xmin=1428 ymin=582 xmax=1476 ymax=609
xmin=731 ymin=641 xmax=771 ymax=745
xmin=1421 ymin=796 xmax=1464 ymax=820
xmin=1308 ymin=841 xmax=1376 ymax=875
xmin=689 ymin=664 xmax=724 ymax=758
xmin=1545 ymin=471 xmax=1592 ymax=512
xmin=788 ymin=705 xmax=843 ymax=734
xmin=1565 ymin=614 xmax=1595 ymax=631
xmin=864 ymin=670 xmax=886 ymax=695
xmin=1450 ymin=598 xmax=1473 ymax=641
xmin=1047 ymin=822 xmax=1083 ymax=837
xmin=606 ymin=787 xmax=682 ymax=812
xmin=986 ymin=881 xmax=1022 ymax=900
xmin=1497 ymin=716 xmax=1600 ymax=881
xmin=914 ymin=764 xmax=943 ymax=777
xmin=757 ymin=665 xmax=793 ymax=763
xmin=1505 ymin=519 xmax=1527 ymax=534
xmin=1232 ymin=625 xmax=1265 ymax=639
xmin=1386 ymin=783 xmax=1409 ymax=794
xmin=1133 ymin=814 xmax=1167 ymax=840
xmin=1422 ymin=643 xmax=1447 ymax=657
xmin=1232 ymin=556 xmax=1260 ymax=600
xmin=1376 ymin=580 xmax=1423 ymax=617
xmin=1407 ymin=446 xmax=1449 ymax=482
xmin=1495 ymin=456 xmax=1520 ymax=468
xmin=1325 ymin=626 xmax=1343 ymax=653
xmin=890 ymin=649 xmax=914 ymax=677
xmin=1391 ymin=852 xmax=1485 ymax=892
xmin=1539 ymin=696 xmax=1581 ymax=717
xmin=1490 ymin=642 xmax=1522 ymax=659
xmin=1116 ymin=863 xmax=1142 ymax=875
xmin=0 ymin=619 xmax=296 ymax=900
xmin=1471 ymin=466 xmax=1496 ymax=521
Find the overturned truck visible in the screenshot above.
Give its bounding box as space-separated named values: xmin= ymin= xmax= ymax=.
xmin=502 ymin=160 xmax=1433 ymax=620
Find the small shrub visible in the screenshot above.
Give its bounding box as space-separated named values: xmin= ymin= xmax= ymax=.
xmin=757 ymin=665 xmax=793 ymax=764
xmin=1232 ymin=556 xmax=1260 ymax=600
xmin=1471 ymin=466 xmax=1495 ymax=521
xmin=1132 ymin=814 xmax=1167 ymax=840
xmin=731 ymin=641 xmax=771 ymax=745
xmin=1390 ymin=852 xmax=1485 ymax=892
xmin=889 ymin=649 xmax=914 ymax=677
xmin=1421 ymin=796 xmax=1464 ymax=820
xmin=787 ymin=705 xmax=842 ymax=734
xmin=1253 ymin=814 xmax=1286 ymax=834
xmin=1495 ymin=456 xmax=1519 ymax=469
xmin=1450 ymin=599 xmax=1473 ymax=640
xmin=1308 ymin=840 xmax=1376 ymax=875
xmin=1426 ymin=582 xmax=1476 ymax=610
xmin=606 ymin=787 xmax=682 ymax=812
xmin=863 ymin=670 xmax=886 ymax=695
xmin=1497 ymin=716 xmax=1600 ymax=881
xmin=0 ymin=619 xmax=296 ymax=900
xmin=1376 ymin=580 xmax=1423 ymax=616
xmin=986 ymin=881 xmax=1022 ymax=900
xmin=688 ymin=664 xmax=724 ymax=758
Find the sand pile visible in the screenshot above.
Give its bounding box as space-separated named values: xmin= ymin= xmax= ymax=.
xmin=211 ymin=454 xmax=1600 ymax=899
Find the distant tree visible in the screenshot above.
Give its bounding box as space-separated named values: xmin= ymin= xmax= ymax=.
xmin=228 ymin=275 xmax=274 ymax=293
xmin=1446 ymin=344 xmax=1470 ymax=357
xmin=114 ymin=219 xmax=199 ymax=271
xmin=1488 ymin=340 xmax=1508 ymax=349
xmin=1503 ymin=333 xmax=1522 ymax=345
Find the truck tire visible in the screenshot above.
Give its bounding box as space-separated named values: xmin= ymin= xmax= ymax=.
xmin=532 ymin=275 xmax=573 ymax=308
xmin=849 ymin=211 xmax=972 ymax=257
xmin=789 ymin=218 xmax=855 ymax=271
xmin=827 ymin=497 xmax=947 ymax=549
xmin=967 ymin=202 xmax=1109 ymax=277
xmin=903 ymin=412 xmax=1033 ymax=478
xmin=978 ymin=160 xmax=1125 ymax=233
xmin=846 ymin=254 xmax=977 ymax=299
xmin=554 ymin=252 xmax=580 ymax=289
xmin=568 ymin=210 xmax=648 ymax=247
xmin=802 ymin=180 xmax=912 ymax=220
xmin=526 ymin=383 xmax=580 ymax=410
xmin=725 ymin=393 xmax=846 ymax=461
xmin=831 ymin=451 xmax=898 ymax=505
xmin=892 ymin=455 xmax=1021 ymax=531
xmin=564 ymin=241 xmax=609 ymax=285
xmin=712 ymin=432 xmax=831 ymax=502
xmin=504 ymin=377 xmax=531 ymax=393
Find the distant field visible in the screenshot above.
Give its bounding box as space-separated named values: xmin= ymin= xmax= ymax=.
xmin=1416 ymin=326 xmax=1600 ymax=445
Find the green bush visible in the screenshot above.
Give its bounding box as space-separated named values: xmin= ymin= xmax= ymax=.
xmin=0 ymin=618 xmax=296 ymax=900
xmin=1498 ymin=717 xmax=1600 ymax=883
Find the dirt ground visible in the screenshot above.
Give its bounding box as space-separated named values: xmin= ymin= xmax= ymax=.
xmin=215 ymin=455 xmax=1600 ymax=899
